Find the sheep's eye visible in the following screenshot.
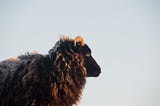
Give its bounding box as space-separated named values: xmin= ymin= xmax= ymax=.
xmin=85 ymin=53 xmax=91 ymax=57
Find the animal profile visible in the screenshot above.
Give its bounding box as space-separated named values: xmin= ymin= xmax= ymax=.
xmin=0 ymin=36 xmax=101 ymax=106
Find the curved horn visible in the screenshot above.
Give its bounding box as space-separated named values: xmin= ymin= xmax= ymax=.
xmin=74 ymin=36 xmax=85 ymax=46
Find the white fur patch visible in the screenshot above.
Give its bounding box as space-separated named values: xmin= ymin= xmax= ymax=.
xmin=9 ymin=56 xmax=20 ymax=61
xmin=32 ymin=50 xmax=39 ymax=54
xmin=60 ymin=35 xmax=71 ymax=41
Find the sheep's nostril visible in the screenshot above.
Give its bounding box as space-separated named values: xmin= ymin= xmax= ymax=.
xmin=97 ymin=66 xmax=101 ymax=73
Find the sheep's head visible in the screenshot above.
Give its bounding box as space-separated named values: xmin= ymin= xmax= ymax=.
xmin=49 ymin=36 xmax=101 ymax=78
xmin=74 ymin=36 xmax=101 ymax=77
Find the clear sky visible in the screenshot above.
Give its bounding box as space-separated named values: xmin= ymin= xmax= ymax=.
xmin=0 ymin=0 xmax=160 ymax=106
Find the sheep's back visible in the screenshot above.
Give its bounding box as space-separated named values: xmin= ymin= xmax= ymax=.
xmin=0 ymin=54 xmax=52 ymax=106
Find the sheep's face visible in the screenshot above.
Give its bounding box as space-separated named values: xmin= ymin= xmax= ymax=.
xmin=76 ymin=43 xmax=101 ymax=77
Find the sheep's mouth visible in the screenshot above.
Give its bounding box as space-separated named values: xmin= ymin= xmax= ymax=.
xmin=95 ymin=72 xmax=101 ymax=77
xmin=93 ymin=71 xmax=101 ymax=77
xmin=86 ymin=70 xmax=101 ymax=77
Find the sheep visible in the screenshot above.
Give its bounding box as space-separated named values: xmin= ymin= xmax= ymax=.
xmin=0 ymin=36 xmax=101 ymax=106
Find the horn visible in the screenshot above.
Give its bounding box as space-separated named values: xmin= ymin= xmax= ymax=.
xmin=74 ymin=36 xmax=85 ymax=46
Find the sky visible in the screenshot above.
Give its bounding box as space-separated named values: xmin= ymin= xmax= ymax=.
xmin=0 ymin=0 xmax=160 ymax=106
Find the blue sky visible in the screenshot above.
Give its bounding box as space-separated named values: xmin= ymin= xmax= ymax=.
xmin=0 ymin=0 xmax=160 ymax=106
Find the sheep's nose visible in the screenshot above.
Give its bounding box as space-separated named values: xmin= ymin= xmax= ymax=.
xmin=94 ymin=66 xmax=101 ymax=77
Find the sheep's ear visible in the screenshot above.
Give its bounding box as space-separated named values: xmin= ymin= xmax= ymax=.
xmin=48 ymin=47 xmax=57 ymax=62
xmin=74 ymin=36 xmax=85 ymax=47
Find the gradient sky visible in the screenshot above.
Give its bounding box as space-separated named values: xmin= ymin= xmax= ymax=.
xmin=0 ymin=0 xmax=160 ymax=106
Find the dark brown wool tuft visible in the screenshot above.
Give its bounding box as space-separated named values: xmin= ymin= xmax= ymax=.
xmin=0 ymin=36 xmax=101 ymax=106
xmin=49 ymin=38 xmax=87 ymax=105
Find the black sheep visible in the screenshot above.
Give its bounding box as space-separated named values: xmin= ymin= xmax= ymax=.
xmin=0 ymin=36 xmax=101 ymax=106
